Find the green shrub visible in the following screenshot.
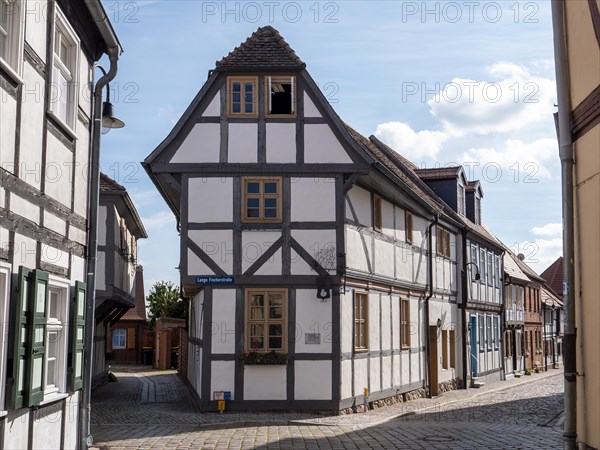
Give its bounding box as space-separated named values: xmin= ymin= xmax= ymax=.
xmin=524 ymin=368 xmax=532 ymax=376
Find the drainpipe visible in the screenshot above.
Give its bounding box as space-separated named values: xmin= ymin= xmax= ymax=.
xmin=551 ymin=2 xmax=576 ymax=448
xmin=80 ymin=2 xmax=122 ymax=446
xmin=460 ymin=229 xmax=469 ymax=389
xmin=424 ymin=215 xmax=438 ymax=398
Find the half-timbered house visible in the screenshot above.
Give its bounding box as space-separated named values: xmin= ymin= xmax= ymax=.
xmin=144 ymin=26 xmax=467 ymax=411
xmin=0 ymin=0 xmax=120 ymax=447
xmin=503 ymin=251 xmax=527 ymax=377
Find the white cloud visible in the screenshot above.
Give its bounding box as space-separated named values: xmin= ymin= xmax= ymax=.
xmin=531 ymin=222 xmax=562 ymax=237
xmin=514 ymin=237 xmax=562 ymax=274
xmin=374 ymin=121 xmax=448 ymax=161
xmin=458 ymin=137 xmax=558 ymax=178
xmin=141 ymin=211 xmax=175 ymax=230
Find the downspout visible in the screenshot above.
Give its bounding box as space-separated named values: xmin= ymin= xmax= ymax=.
xmin=80 ymin=1 xmax=122 ymax=445
xmin=551 ymin=1 xmax=576 ymax=448
xmin=424 ymin=215 xmax=438 ymax=398
xmin=461 ymin=229 xmax=469 ymax=389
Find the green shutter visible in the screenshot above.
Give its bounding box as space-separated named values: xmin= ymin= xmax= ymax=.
xmin=70 ymin=281 xmax=86 ymax=391
xmin=27 ymin=270 xmax=49 ymax=406
xmin=10 ymin=266 xmax=32 ymax=410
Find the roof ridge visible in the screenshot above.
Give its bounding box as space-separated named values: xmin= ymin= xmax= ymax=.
xmin=100 ymin=172 xmax=126 ymax=191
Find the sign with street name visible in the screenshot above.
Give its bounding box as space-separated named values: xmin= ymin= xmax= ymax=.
xmin=195 ymin=276 xmax=235 ymax=285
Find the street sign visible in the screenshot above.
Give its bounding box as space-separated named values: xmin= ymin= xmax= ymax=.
xmin=196 ymin=276 xmax=235 ymax=285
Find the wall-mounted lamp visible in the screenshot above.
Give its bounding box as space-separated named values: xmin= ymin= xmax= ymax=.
xmin=436 ymin=318 xmax=442 ymax=328
xmin=96 ymin=66 xmax=125 ymax=134
xmin=316 ymin=275 xmax=332 ymax=301
xmin=466 ymin=262 xmax=481 ymax=280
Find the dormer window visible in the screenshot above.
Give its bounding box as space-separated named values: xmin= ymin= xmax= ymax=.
xmin=457 ymin=182 xmax=465 ymax=216
xmin=228 ymin=76 xmax=257 ymax=117
xmin=266 ymin=76 xmax=295 ymax=116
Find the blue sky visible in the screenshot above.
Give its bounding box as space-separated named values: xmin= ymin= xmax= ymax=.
xmin=98 ymin=1 xmax=561 ymax=294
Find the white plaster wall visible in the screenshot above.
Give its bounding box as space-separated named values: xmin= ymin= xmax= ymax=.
xmin=413 ymin=249 xmax=427 ymax=285
xmin=241 ymin=231 xmax=282 ymax=274
xmin=25 ymin=1 xmax=47 ymax=62
xmin=188 ymin=177 xmax=233 ymax=223
xmin=295 ymin=289 xmax=332 ymax=353
xmin=40 ymin=244 xmax=69 ymax=269
xmin=370 ymin=357 xmax=381 ymax=393
xmin=341 ymin=359 xmax=352 ymax=399
xmin=304 ymin=124 xmax=352 ymax=164
xmin=98 ymin=206 xmax=107 ymax=246
xmin=345 ymin=228 xmax=371 ymax=273
xmin=381 ymin=199 xmax=394 ymax=238
xmin=353 ymin=358 xmax=368 ymax=397
xmin=341 ymin=293 xmax=353 ymax=354
xmin=0 ymin=227 xmax=7 ymax=253
xmin=70 ymin=256 xmax=85 ymax=283
xmin=19 ymin=63 xmax=45 ymax=190
xmin=170 ymin=123 xmax=220 ymax=163
xmin=10 ymin=194 xmax=39 ymax=224
xmin=290 ymin=249 xmax=315 ymax=275
xmin=291 ymin=229 xmax=336 ymax=274
xmin=396 ymin=245 xmax=412 ymax=282
xmin=78 ymin=51 xmax=92 ymax=118
xmin=211 ymin=289 xmax=236 ymax=353
xmin=0 ymin=93 xmax=16 ymax=172
xmin=228 ymin=123 xmax=257 ymax=163
xmin=391 ymin=296 xmax=401 ymax=350
xmin=266 ymin=123 xmax=296 ymax=163
xmin=73 ymin=125 xmax=90 ymax=218
xmin=412 ymin=215 xmax=427 ymax=247
xmin=244 ymin=366 xmax=286 ymax=400
xmin=62 ymin=391 xmax=80 ymax=449
xmin=303 ymin=92 xmax=321 ymax=118
xmin=31 ymin=403 xmax=62 ymax=450
xmin=295 ymin=361 xmax=332 ymax=400
xmin=346 ymin=186 xmax=371 ymax=226
xmin=410 ymin=352 xmax=421 ymax=382
xmin=394 ymin=207 xmax=407 ymax=242
xmin=188 ymin=344 xmax=202 ymax=396
xmin=3 ymin=410 xmax=29 ymax=450
xmin=202 ymin=91 xmax=220 ymax=117
xmin=188 ymin=250 xmax=215 ymax=276
xmin=374 ymin=239 xmax=394 ymax=279
xmin=401 ymin=352 xmax=410 ymax=383
xmin=188 ymin=230 xmax=233 ymax=274
xmin=13 ymin=233 xmax=37 ymax=269
xmin=368 ymin=293 xmax=380 ymax=352
xmin=381 ymin=296 xmax=391 ymax=351
xmin=382 ymin=355 xmax=392 ymax=390
xmin=211 ymin=361 xmax=235 ymax=399
xmin=43 ymin=211 xmax=67 ymax=237
xmin=290 ymin=177 xmax=335 ymax=221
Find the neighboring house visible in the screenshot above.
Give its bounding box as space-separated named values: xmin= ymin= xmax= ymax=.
xmin=553 ymin=1 xmax=600 ymax=446
xmin=415 ymin=169 xmax=505 ymax=386
xmin=108 ymin=265 xmax=148 ymax=365
xmin=144 ymin=26 xmax=469 ymax=411
xmin=0 ymin=1 xmax=119 ymax=447
xmin=503 ymin=251 xmax=527 ymax=377
xmin=92 ymin=174 xmax=147 ymax=386
xmin=514 ymin=256 xmax=544 ymax=372
xmin=540 ymin=257 xmax=564 ymax=368
xmin=541 ymin=285 xmax=563 ymax=370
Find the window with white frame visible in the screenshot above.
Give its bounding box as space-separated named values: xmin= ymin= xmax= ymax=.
xmin=457 ymin=182 xmax=465 ymax=215
xmin=493 ymin=316 xmax=500 ymax=349
xmin=486 ymin=315 xmax=492 ymax=350
xmin=44 ymin=286 xmax=68 ymax=397
xmin=265 ymin=75 xmax=296 ymax=116
xmin=0 ymin=0 xmax=23 ymax=74
xmin=470 ymin=244 xmax=478 ymax=281
xmin=112 ymin=329 xmax=127 ymax=349
xmin=487 ymin=251 xmax=493 ymax=286
xmin=495 ymin=255 xmax=501 ymax=287
xmin=479 ymin=247 xmax=486 ymax=283
xmin=474 ymin=196 xmax=481 ymax=224
xmin=50 ymin=9 xmax=80 ymax=131
xmin=478 ymin=316 xmax=485 ymax=352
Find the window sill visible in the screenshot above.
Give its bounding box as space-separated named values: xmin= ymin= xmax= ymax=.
xmin=47 ymin=111 xmax=78 ymax=141
xmin=0 ymin=58 xmax=24 ymax=85
xmin=0 ymin=410 xmax=7 ymax=418
xmin=39 ymin=392 xmax=69 ymax=406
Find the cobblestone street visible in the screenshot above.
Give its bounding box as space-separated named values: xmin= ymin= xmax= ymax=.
xmin=91 ymin=367 xmax=564 ymax=449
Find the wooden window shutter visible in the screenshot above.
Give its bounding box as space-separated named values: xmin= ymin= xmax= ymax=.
xmin=70 ymin=281 xmax=86 ymax=391
xmin=127 ymin=328 xmax=136 ymax=349
xmin=27 ymin=270 xmax=49 ymax=406
xmin=10 ymin=266 xmax=33 ymax=410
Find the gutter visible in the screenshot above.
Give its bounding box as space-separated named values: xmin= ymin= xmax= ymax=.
xmin=81 ymin=2 xmax=123 ymax=448
xmin=551 ymin=2 xmax=577 ymax=449
xmin=424 ymin=215 xmax=438 ymax=398
xmin=461 ymin=229 xmax=469 ymax=389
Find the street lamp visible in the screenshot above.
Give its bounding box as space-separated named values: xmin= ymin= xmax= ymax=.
xmin=466 ymin=262 xmax=481 ymax=280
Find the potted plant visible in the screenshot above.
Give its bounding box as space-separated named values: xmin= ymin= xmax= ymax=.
xmin=239 ymin=349 xmax=288 ymax=365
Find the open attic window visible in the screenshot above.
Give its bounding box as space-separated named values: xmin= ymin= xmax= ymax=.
xmin=266 ymin=76 xmax=295 ymax=116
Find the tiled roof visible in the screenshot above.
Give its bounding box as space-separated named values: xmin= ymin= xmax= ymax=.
xmin=414 ymin=166 xmax=462 ymax=180
xmin=512 ymin=253 xmax=545 ymax=283
xmin=215 ymin=26 xmax=305 ymax=70
xmin=504 ymin=252 xmax=530 ymax=283
xmin=541 ymin=284 xmax=563 ymax=307
xmin=121 ymin=266 xmax=147 ymax=321
xmin=540 ymin=256 xmax=564 ymax=298
xmin=100 ymin=173 xmax=126 ymax=192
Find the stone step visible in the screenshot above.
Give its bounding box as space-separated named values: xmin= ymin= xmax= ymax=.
xmin=471 ymin=377 xmax=486 ymax=388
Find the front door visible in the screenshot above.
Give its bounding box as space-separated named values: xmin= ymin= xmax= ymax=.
xmin=429 ymin=326 xmax=439 ymax=396
xmin=470 ymin=316 xmax=478 ymax=376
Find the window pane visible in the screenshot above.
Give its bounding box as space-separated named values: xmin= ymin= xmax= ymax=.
xmin=264 ymin=182 xmax=277 ymax=194
xmin=269 ymin=337 xmax=282 ymax=349
xmin=232 ymin=102 xmax=241 ymax=113
xmin=246 ymin=182 xmax=260 ymax=194
xmin=247 ymin=208 xmax=260 ymax=218
xmin=244 ymin=102 xmax=253 ymax=114
xmin=264 ymin=208 xmax=277 ymax=218
xmin=250 ymin=306 xmax=263 ymax=320
xmin=232 ymin=82 xmax=241 ymax=92
xmin=232 ymin=92 xmax=241 ymax=103
xmin=244 ymin=82 xmax=253 ymax=93
xmin=270 ymin=81 xmax=293 ymax=115
xmin=264 ymin=198 xmax=277 ymax=208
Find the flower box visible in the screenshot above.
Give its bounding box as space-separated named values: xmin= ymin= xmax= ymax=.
xmin=239 ymin=350 xmax=288 ymax=365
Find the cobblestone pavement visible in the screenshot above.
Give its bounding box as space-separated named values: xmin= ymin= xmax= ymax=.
xmin=91 ymin=366 xmax=564 ymax=449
